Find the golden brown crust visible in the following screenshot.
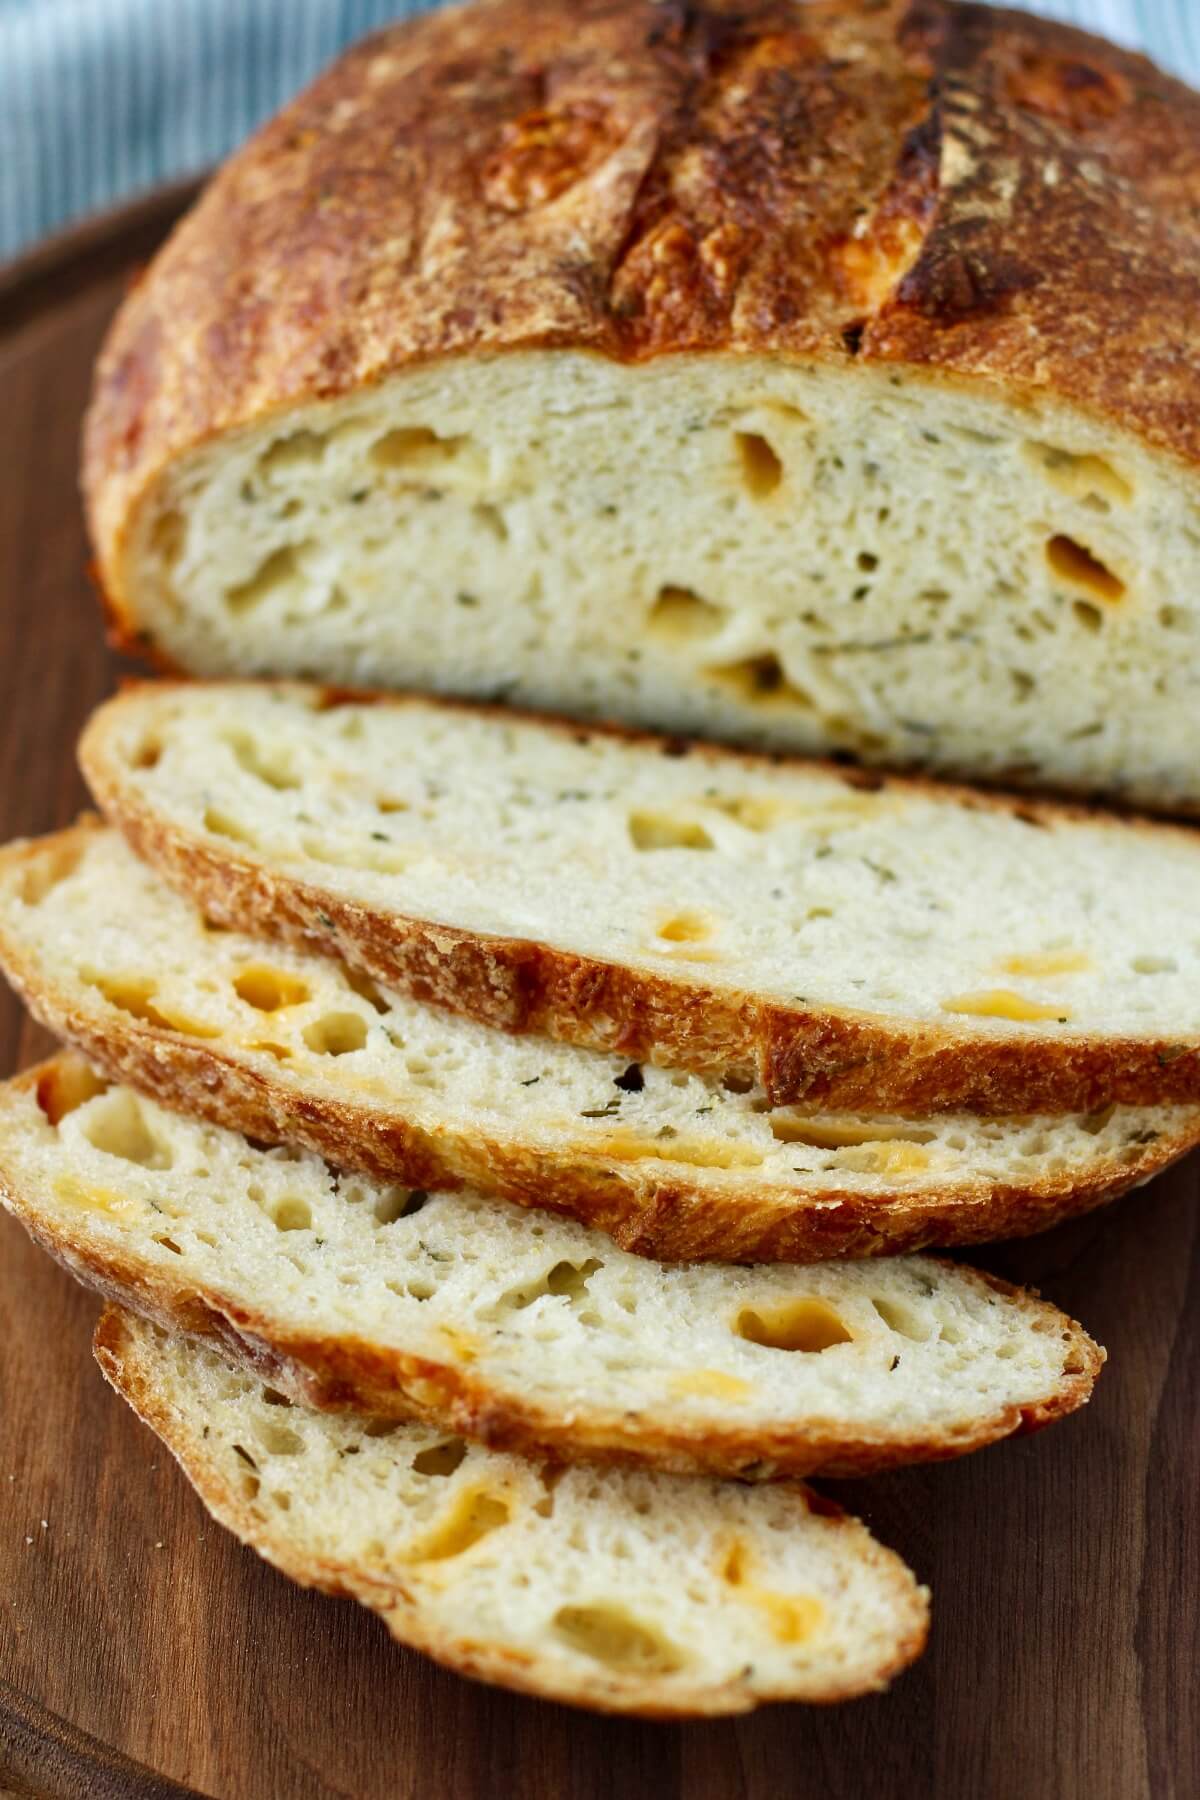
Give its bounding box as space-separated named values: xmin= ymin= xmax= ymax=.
xmin=84 ymin=0 xmax=1200 ymax=635
xmin=0 ymin=1061 xmax=1103 ymax=1481
xmin=3 ymin=845 xmax=1198 ymax=1267
xmin=92 ymin=1305 xmax=931 ymax=1714
xmin=79 ymin=686 xmax=1200 ymax=1116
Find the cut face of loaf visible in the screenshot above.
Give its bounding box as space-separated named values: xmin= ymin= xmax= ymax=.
xmin=114 ymin=354 xmax=1200 ymax=812
xmin=81 ymin=683 xmax=1200 ymax=1114
xmin=1 ymin=826 xmax=1196 ymax=1265
xmin=82 ymin=0 xmax=1200 ymax=813
xmin=0 ymin=1058 xmax=1103 ymax=1479
xmin=95 ymin=1308 xmax=930 ymax=1714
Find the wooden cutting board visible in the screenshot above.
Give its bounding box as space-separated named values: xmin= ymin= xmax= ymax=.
xmin=0 ymin=185 xmax=1197 ymax=1800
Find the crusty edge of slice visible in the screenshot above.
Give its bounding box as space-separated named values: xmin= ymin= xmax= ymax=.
xmin=92 ymin=1304 xmax=931 ymax=1715
xmin=0 ymin=835 xmax=1196 ymax=1264
xmin=0 ymin=1061 xmax=1104 ymax=1480
xmin=80 ymin=682 xmax=1200 ymax=1115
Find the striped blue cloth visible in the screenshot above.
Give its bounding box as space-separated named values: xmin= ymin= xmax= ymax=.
xmin=1 ymin=0 xmax=1197 ymax=260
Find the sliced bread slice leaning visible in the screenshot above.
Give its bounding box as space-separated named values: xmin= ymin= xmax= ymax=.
xmin=0 ymin=1057 xmax=1102 ymax=1479
xmin=95 ymin=1307 xmax=930 ymax=1714
xmin=80 ymin=682 xmax=1200 ymax=1113
xmin=1 ymin=825 xmax=1195 ymax=1265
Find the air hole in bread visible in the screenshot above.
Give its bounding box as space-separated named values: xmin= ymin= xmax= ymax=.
xmin=303 ymin=1012 xmax=368 ymax=1056
xmin=721 ymin=1069 xmax=756 ymax=1095
xmin=735 ymin=431 xmax=783 ymax=498
xmin=234 ymin=966 xmax=311 ymax=1012
xmin=203 ymin=807 xmax=257 ymax=845
xmin=646 ymin=585 xmax=727 ymax=645
xmin=998 ymin=949 xmax=1088 ymax=977
xmin=81 ymin=1090 xmax=173 ymax=1169
xmin=255 ymin=1420 xmax=305 ymax=1456
xmin=531 ymin=1464 xmax=567 ymax=1519
xmin=719 ymin=1540 xmax=824 ymax=1642
xmin=1072 ymin=599 xmax=1102 ymax=634
xmin=1131 ymin=954 xmax=1177 ymax=974
xmin=225 ymin=543 xmax=309 ymax=615
xmin=376 ymin=795 xmax=409 ymax=814
xmin=412 ymin=1439 xmax=468 ymax=1478
xmin=300 ymin=833 xmax=411 ymax=874
xmin=670 ymin=1369 xmax=753 ymax=1401
xmin=870 ymin=1297 xmax=931 ymax=1341
xmin=499 ymin=1257 xmax=603 ymax=1313
xmin=341 ymin=964 xmax=391 ymax=1013
xmin=90 ymin=974 xmax=220 ymax=1038
xmin=369 ymin=425 xmax=472 ymax=474
xmin=734 ymin=1299 xmax=852 ymax=1353
xmin=707 ymin=794 xmax=782 ymax=832
xmin=132 ymin=738 xmax=162 ymax=771
xmin=594 ymin=1131 xmax=764 ymax=1170
xmin=767 ymin=1117 xmax=936 ymax=1150
xmin=473 ymin=501 xmax=508 ymax=542
xmin=149 ymin=508 xmax=185 ymax=566
xmin=257 ymin=430 xmax=328 ymax=477
xmin=374 ymin=1186 xmax=425 ymax=1224
xmin=655 ymin=910 xmax=714 ymax=944
xmin=155 ymin=1235 xmax=184 ymax=1255
xmin=1080 ymin=1105 xmax=1116 ymax=1135
xmin=551 ymin=1604 xmax=684 ymax=1673
xmin=1023 ymin=442 xmax=1133 ymax=506
xmin=271 ymin=1197 xmax=312 ymax=1232
xmin=1046 ymin=534 xmax=1125 ymax=603
xmin=407 ymin=1487 xmax=511 ymax=1562
xmin=708 ymin=653 xmax=813 ymax=710
xmin=628 ymin=811 xmax=714 ymax=851
xmin=18 ymin=842 xmax=82 ymax=906
xmin=225 ymin=730 xmax=301 ymax=790
xmin=941 ymin=989 xmax=1067 ymax=1022
xmin=36 ymin=1058 xmax=108 ymax=1125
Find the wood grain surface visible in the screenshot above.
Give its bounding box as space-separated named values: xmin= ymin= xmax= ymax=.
xmin=0 ymin=186 xmax=1197 ymax=1800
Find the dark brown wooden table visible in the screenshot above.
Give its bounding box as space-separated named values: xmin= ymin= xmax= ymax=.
xmin=0 ymin=185 xmax=1197 ymax=1800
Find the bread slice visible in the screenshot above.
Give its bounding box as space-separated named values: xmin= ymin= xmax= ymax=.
xmin=94 ymin=1307 xmax=930 ymax=1715
xmin=2 ymin=825 xmax=1196 ymax=1265
xmin=81 ymin=681 xmax=1200 ymax=1114
xmin=0 ymin=1055 xmax=1102 ymax=1479
xmin=83 ymin=0 xmax=1200 ymax=812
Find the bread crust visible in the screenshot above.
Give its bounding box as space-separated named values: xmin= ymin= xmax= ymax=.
xmin=93 ymin=1305 xmax=931 ymax=1714
xmin=0 ymin=1062 xmax=1103 ymax=1481
xmin=83 ymin=0 xmax=1200 ymax=642
xmin=2 ymin=851 xmax=1197 ymax=1264
xmin=80 ymin=686 xmax=1200 ymax=1115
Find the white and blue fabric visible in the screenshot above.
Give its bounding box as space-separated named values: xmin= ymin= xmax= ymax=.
xmin=1 ymin=0 xmax=1198 ymax=261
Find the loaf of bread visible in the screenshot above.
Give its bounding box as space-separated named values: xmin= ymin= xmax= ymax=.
xmin=80 ymin=683 xmax=1200 ymax=1114
xmin=83 ymin=0 xmax=1200 ymax=810
xmin=0 ymin=1058 xmax=1101 ymax=1479
xmin=95 ymin=1307 xmax=930 ymax=1713
xmin=3 ymin=825 xmax=1193 ymax=1265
